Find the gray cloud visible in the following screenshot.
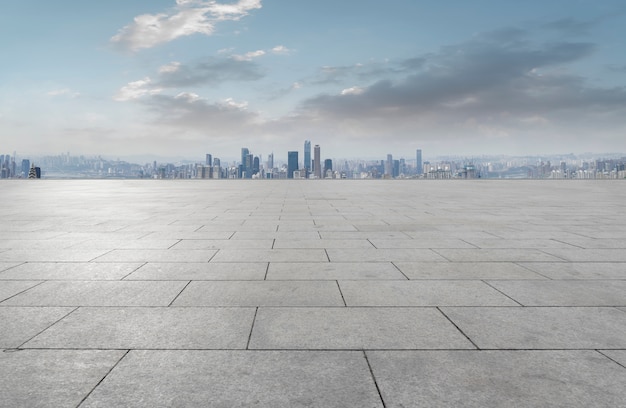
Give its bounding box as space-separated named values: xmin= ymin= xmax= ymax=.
xmin=157 ymin=57 xmax=265 ymax=87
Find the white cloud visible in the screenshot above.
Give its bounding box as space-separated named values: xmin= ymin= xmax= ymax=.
xmin=232 ymin=50 xmax=266 ymax=61
xmin=341 ymin=87 xmax=364 ymax=96
xmin=159 ymin=62 xmax=182 ymax=74
xmin=111 ymin=0 xmax=262 ymax=51
xmin=271 ymin=45 xmax=291 ymax=55
xmin=114 ymin=78 xmax=162 ymax=101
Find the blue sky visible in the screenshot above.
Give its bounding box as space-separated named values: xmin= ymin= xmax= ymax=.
xmin=1 ymin=0 xmax=625 ymax=161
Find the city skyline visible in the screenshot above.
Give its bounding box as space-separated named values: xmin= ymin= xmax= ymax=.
xmin=2 ymin=1 xmax=626 ymax=159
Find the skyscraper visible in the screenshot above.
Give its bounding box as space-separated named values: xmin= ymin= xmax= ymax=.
xmin=314 ymin=144 xmax=321 ymax=179
xmin=287 ymin=151 xmax=298 ymax=179
xmin=324 ymin=159 xmax=332 ymax=177
xmin=385 ymin=154 xmax=393 ymax=177
xmin=304 ymin=140 xmax=311 ymax=174
xmin=241 ymin=148 xmax=249 ymax=178
xmin=416 ymin=149 xmax=422 ymax=175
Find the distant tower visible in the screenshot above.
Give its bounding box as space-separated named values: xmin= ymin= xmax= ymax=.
xmin=205 ymin=154 xmax=212 ymax=166
xmin=21 ymin=159 xmax=30 ymax=178
xmin=324 ymin=159 xmax=332 ymax=177
xmin=304 ymin=140 xmax=311 ymax=174
xmin=267 ymin=153 xmax=274 ymax=170
xmin=385 ymin=154 xmax=393 ymax=177
xmin=28 ymin=163 xmax=40 ymax=179
xmin=416 ymin=149 xmax=423 ymax=174
xmin=241 ymin=148 xmax=249 ymax=178
xmin=287 ymin=151 xmax=298 ymax=179
xmin=314 ymin=145 xmax=321 ymax=178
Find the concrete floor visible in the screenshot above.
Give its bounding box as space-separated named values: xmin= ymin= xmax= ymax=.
xmin=1 ymin=179 xmax=625 ymax=407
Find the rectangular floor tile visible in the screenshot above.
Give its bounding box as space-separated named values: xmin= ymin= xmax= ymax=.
xmin=170 ymin=239 xmax=273 ymax=250
xmin=272 ymin=239 xmax=374 ymax=249
xmin=0 ymin=350 xmax=126 ymax=408
xmin=249 ymin=307 xmax=475 ymax=349
xmin=126 ymin=262 xmax=267 ymax=280
xmin=0 ymin=262 xmax=143 ymax=280
xmin=0 ymin=249 xmax=110 ymax=262
xmin=0 ymin=307 xmax=74 ymax=348
xmin=433 ymin=248 xmax=564 ymax=262
xmin=394 ymin=262 xmax=546 ymax=280
xmin=441 ymin=307 xmax=626 ymax=349
xmin=327 ymin=248 xmax=446 ymax=262
xmin=80 ymin=350 xmax=383 ymax=408
xmin=368 ymin=350 xmax=626 ymax=408
xmin=93 ymin=249 xmax=217 ymax=262
xmin=24 ymin=307 xmax=255 ymax=349
xmin=487 ymin=280 xmax=626 ymax=306
xmin=210 ymin=249 xmax=328 ymax=263
xmin=2 ymin=281 xmax=187 ymax=306
xmin=339 ymin=281 xmax=519 ymax=306
xmin=266 ymin=262 xmax=406 ymax=280
xmin=369 ymin=239 xmax=476 ymax=249
xmin=541 ymin=248 xmax=626 ymax=262
xmin=0 ymin=281 xmax=42 ymax=302
xmin=518 ymin=262 xmax=626 ymax=279
xmin=172 ymin=281 xmax=344 ymax=306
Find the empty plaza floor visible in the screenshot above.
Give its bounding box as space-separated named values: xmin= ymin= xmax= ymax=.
xmin=1 ymin=179 xmax=626 ymax=407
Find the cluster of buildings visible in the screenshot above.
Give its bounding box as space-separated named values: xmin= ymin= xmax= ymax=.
xmin=2 ymin=147 xmax=625 ymax=180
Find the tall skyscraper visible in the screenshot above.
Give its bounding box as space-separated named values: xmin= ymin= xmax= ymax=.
xmin=304 ymin=140 xmax=311 ymax=173
xmin=205 ymin=154 xmax=212 ymax=166
xmin=240 ymin=148 xmax=249 ymax=178
xmin=385 ymin=154 xmax=393 ymax=177
xmin=267 ymin=153 xmax=274 ymax=170
xmin=416 ymin=149 xmax=422 ymax=174
xmin=324 ymin=159 xmax=332 ymax=177
xmin=287 ymin=151 xmax=298 ymax=179
xmin=314 ymin=144 xmax=321 ymax=179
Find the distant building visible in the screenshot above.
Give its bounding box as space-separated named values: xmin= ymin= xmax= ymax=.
xmin=314 ymin=145 xmax=321 ymax=178
xmin=324 ymin=159 xmax=332 ymax=177
xmin=287 ymin=151 xmax=298 ymax=179
xmin=21 ymin=159 xmax=30 ymax=178
xmin=385 ymin=154 xmax=393 ymax=177
xmin=205 ymin=154 xmax=212 ymax=166
xmin=416 ymin=149 xmax=422 ymax=174
xmin=304 ymin=140 xmax=311 ymax=175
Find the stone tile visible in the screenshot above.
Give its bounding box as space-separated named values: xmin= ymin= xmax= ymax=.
xmin=93 ymin=249 xmax=217 ymax=262
xmin=327 ymin=248 xmax=446 ymax=262
xmin=544 ymin=238 xmax=626 ymax=249
xmin=395 ymin=262 xmax=546 ymax=280
xmin=369 ymin=239 xmax=476 ymax=249
xmin=2 ymin=281 xmax=187 ymax=306
xmin=441 ymin=307 xmax=626 ymax=349
xmin=172 ymin=281 xmax=344 ymax=306
xmin=230 ymin=231 xmax=321 ymax=240
xmin=0 ymin=307 xmax=74 ymax=348
xmin=0 ymin=249 xmax=109 ymax=262
xmin=319 ymin=231 xmax=411 ymax=240
xmin=211 ymin=249 xmax=328 ymax=262
xmin=69 ymin=239 xmax=180 ymax=250
xmin=126 ymin=262 xmax=267 ymax=280
xmin=0 ymin=262 xmax=20 ymax=272
xmin=541 ymin=248 xmax=626 ymax=262
xmin=487 ymin=280 xmax=626 ymax=306
xmin=0 ymin=281 xmax=42 ymax=302
xmin=462 ymin=238 xmax=578 ymax=249
xmin=518 ymin=262 xmax=626 ymax=279
xmin=339 ymin=281 xmax=519 ymax=306
xmin=273 ymin=239 xmax=374 ymax=249
xmin=249 ymin=307 xmax=474 ymax=349
xmin=143 ymin=231 xmax=235 ymax=240
xmin=368 ymin=350 xmax=626 ymax=408
xmin=80 ymin=350 xmax=383 ymax=408
xmin=0 ymin=349 xmax=126 ymax=408
xmin=0 ymin=262 xmax=143 ymax=280
xmin=433 ymin=248 xmax=564 ymax=262
xmin=24 ymin=307 xmax=255 ymax=349
xmin=170 ymin=239 xmax=273 ymax=250
xmin=267 ymin=262 xmax=406 ymax=280
xmin=0 ymin=239 xmax=82 ymax=250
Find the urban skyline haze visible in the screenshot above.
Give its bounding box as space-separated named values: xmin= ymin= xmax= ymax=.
xmin=1 ymin=0 xmax=626 ymax=160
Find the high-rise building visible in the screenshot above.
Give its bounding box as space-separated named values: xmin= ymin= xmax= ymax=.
xmin=253 ymin=156 xmax=260 ymax=175
xmin=304 ymin=140 xmax=311 ymax=174
xmin=385 ymin=154 xmax=393 ymax=177
xmin=324 ymin=159 xmax=332 ymax=177
xmin=21 ymin=159 xmax=30 ymax=178
xmin=416 ymin=149 xmax=422 ymax=174
xmin=287 ymin=151 xmax=298 ymax=179
xmin=205 ymin=154 xmax=212 ymax=166
xmin=267 ymin=153 xmax=274 ymax=170
xmin=314 ymin=145 xmax=321 ymax=179
xmin=241 ymin=148 xmax=249 ymax=178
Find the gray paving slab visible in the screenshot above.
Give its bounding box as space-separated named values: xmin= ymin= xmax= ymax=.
xmin=394 ymin=262 xmax=546 ymax=280
xmin=547 ymin=238 xmax=626 ymax=249
xmin=0 ymin=262 xmax=143 ymax=280
xmin=0 ymin=349 xmax=126 ymax=408
xmin=433 ymin=248 xmax=565 ymax=262
xmin=24 ymin=307 xmax=255 ymax=349
xmin=462 ymin=238 xmax=578 ymax=249
xmin=487 ymin=280 xmax=626 ymax=306
xmin=327 ymin=248 xmax=446 ymax=262
xmin=230 ymin=231 xmax=321 ymax=240
xmin=170 ymin=239 xmax=273 ymax=249
xmin=266 ymin=262 xmax=406 ymax=280
xmin=319 ymin=231 xmax=411 ymax=240
xmin=172 ymin=281 xmax=344 ymax=306
xmin=142 ymin=230 xmax=235 ymax=240
xmin=211 ymin=249 xmax=328 ymax=262
xmin=272 ymin=239 xmax=374 ymax=248
xmin=126 ymin=262 xmax=267 ymax=280
xmin=0 ymin=307 xmax=74 ymax=348
xmin=542 ymin=248 xmax=626 ymax=262
xmin=0 ymin=263 xmax=20 ymax=272
xmin=249 ymin=307 xmax=475 ymax=349
xmin=0 ymin=249 xmax=109 ymax=262
xmin=367 ymin=350 xmax=626 ymax=408
xmin=518 ymin=262 xmax=626 ymax=279
xmin=2 ymin=281 xmax=187 ymax=306
xmin=0 ymin=280 xmax=42 ymax=301
xmin=93 ymin=249 xmax=217 ymax=262
xmin=369 ymin=238 xmax=476 ymax=249
xmin=441 ymin=307 xmax=626 ymax=349
xmin=80 ymin=350 xmax=383 ymax=408
xmin=0 ymin=239 xmax=83 ymax=250
xmin=69 ymin=239 xmax=180 ymax=250
xmin=339 ymin=280 xmax=520 ymax=306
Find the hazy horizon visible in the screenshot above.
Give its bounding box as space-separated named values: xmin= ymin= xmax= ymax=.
xmin=2 ymin=1 xmax=626 ymax=158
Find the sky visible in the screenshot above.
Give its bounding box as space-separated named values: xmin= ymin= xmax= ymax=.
xmin=1 ymin=0 xmax=626 ymax=162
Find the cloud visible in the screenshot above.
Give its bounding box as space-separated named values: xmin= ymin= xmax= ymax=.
xmin=156 ymin=57 xmax=265 ymax=87
xmin=114 ymin=78 xmax=162 ymax=101
xmin=111 ymin=0 xmax=262 ymax=51
xmin=232 ymin=49 xmax=266 ymax=61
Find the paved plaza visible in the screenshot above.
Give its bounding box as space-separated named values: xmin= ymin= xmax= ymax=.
xmin=1 ymin=179 xmax=625 ymax=407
